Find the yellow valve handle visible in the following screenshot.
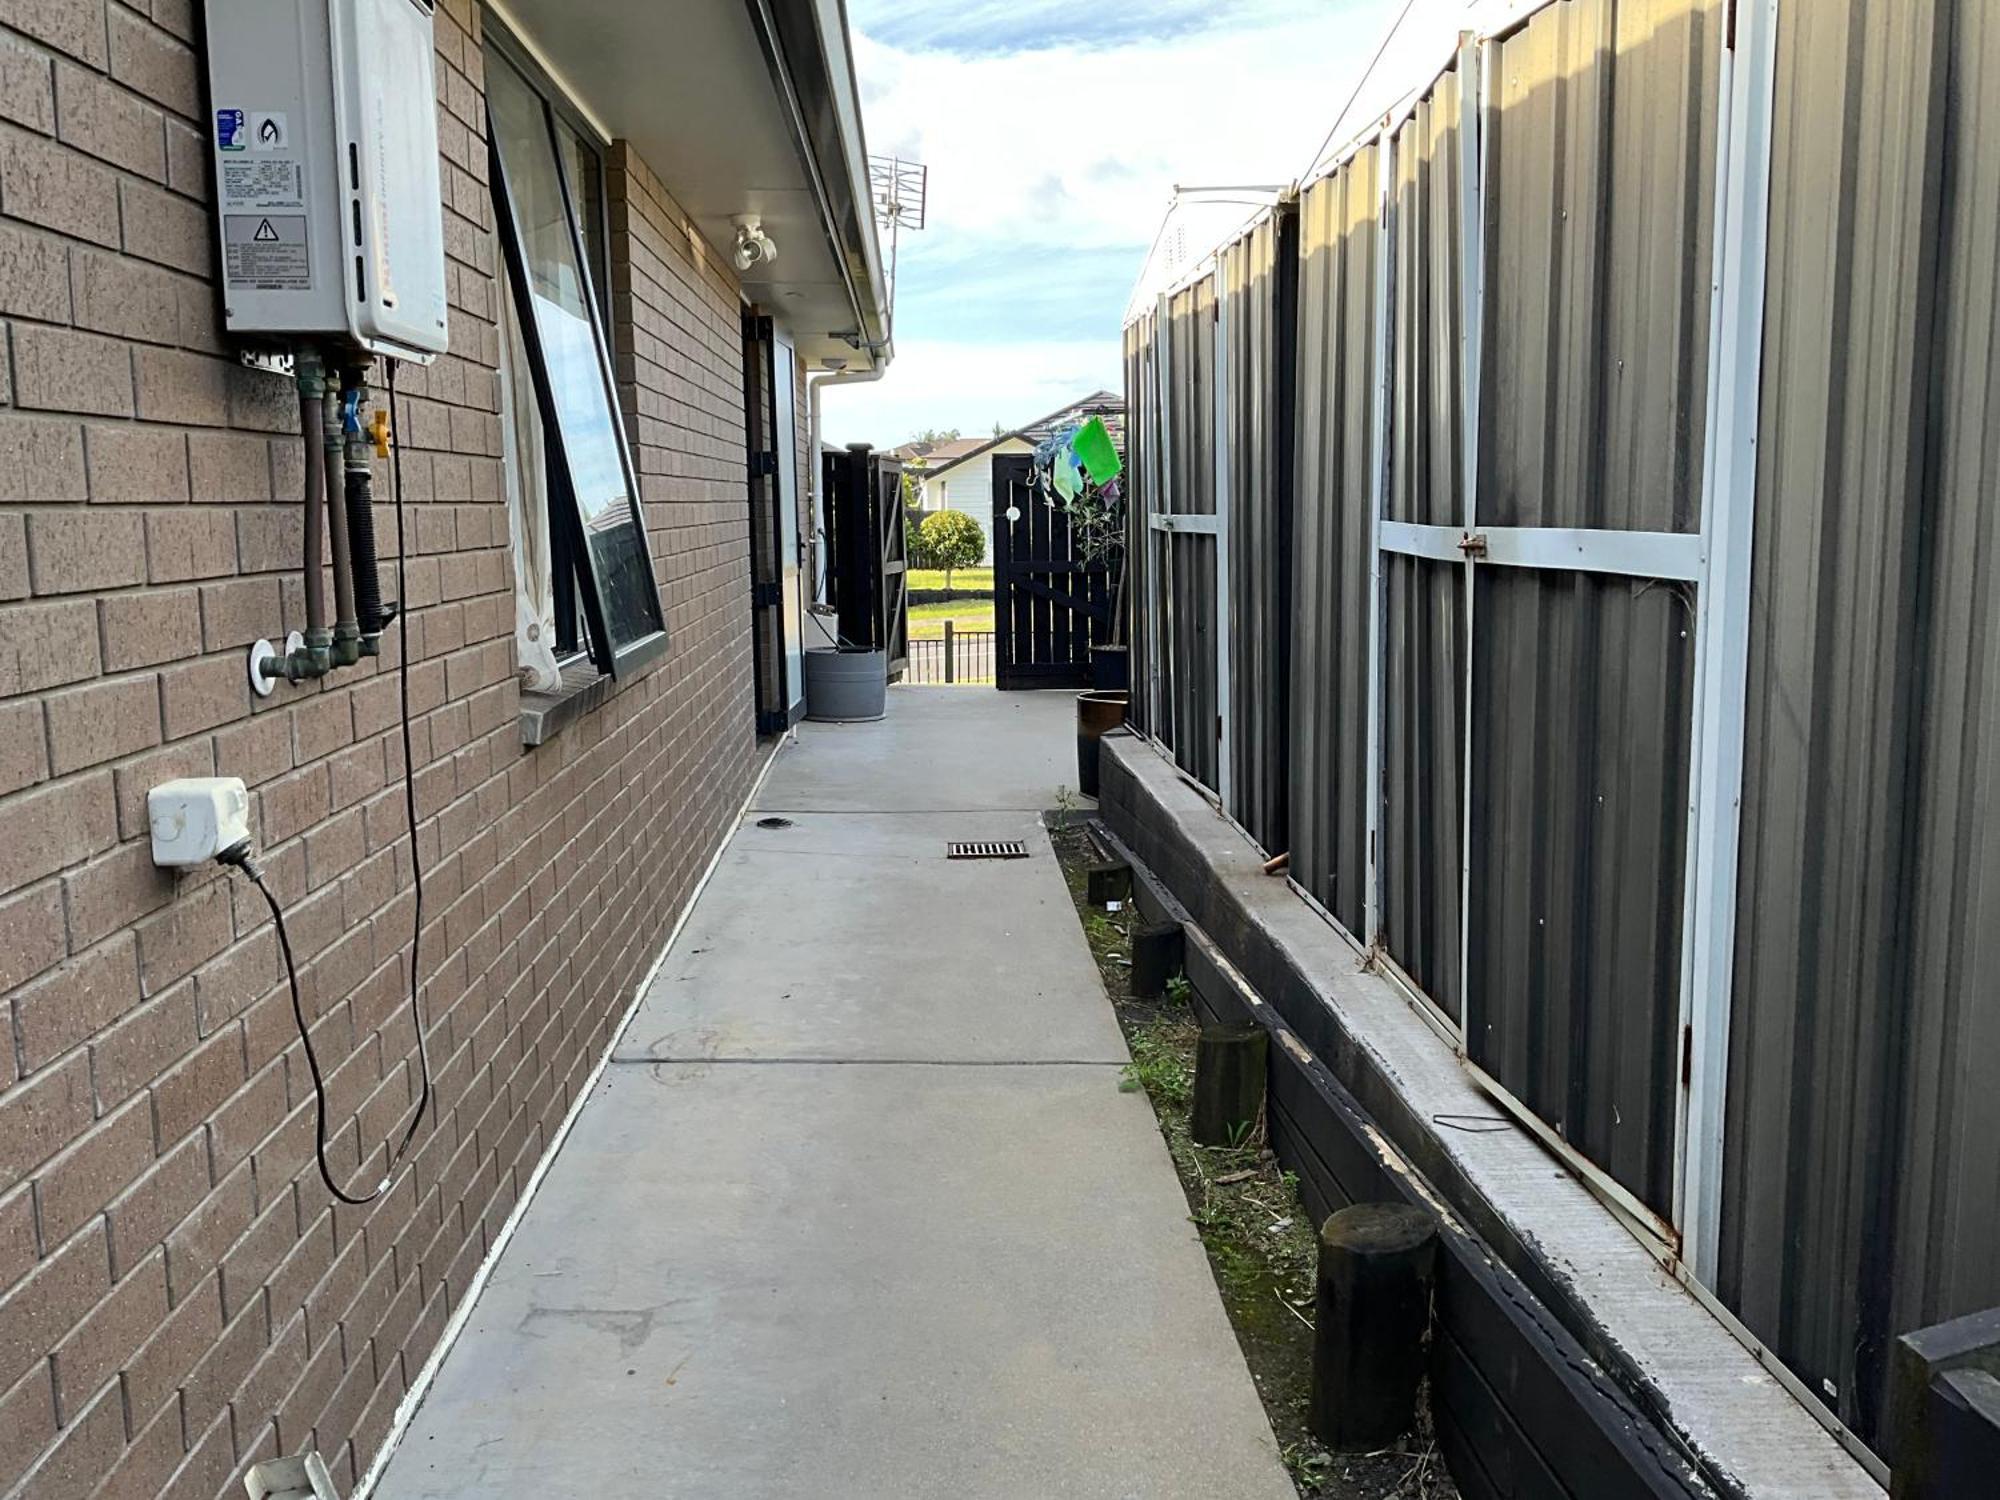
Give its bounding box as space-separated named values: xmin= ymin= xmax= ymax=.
xmin=368 ymin=408 xmax=392 ymax=458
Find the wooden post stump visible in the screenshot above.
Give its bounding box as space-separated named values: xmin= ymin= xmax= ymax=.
xmin=1129 ymin=921 xmax=1184 ymax=999
xmin=1309 ymin=1202 xmax=1438 ymax=1452
xmin=1085 ymin=860 xmax=1130 ymax=907
xmin=1189 ymin=1024 xmax=1267 ymax=1146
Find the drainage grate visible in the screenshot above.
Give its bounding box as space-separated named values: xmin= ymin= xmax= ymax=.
xmin=947 ymin=839 xmax=1030 ymax=861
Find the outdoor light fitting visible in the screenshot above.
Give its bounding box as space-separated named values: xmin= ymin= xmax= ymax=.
xmin=732 ymin=216 xmax=779 ymax=271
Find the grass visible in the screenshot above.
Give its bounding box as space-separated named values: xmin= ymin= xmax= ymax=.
xmin=1119 ymin=1017 xmax=1197 ymax=1108
xmin=907 ymin=599 xmax=995 ymax=640
xmin=908 ymin=567 xmax=993 ymax=593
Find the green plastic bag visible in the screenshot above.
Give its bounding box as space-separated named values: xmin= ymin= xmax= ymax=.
xmin=1052 ymin=445 xmax=1082 ymax=501
xmin=1073 ymin=416 xmax=1123 ymax=484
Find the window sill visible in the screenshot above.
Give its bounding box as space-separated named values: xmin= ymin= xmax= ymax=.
xmin=519 ymin=658 xmax=614 ymax=747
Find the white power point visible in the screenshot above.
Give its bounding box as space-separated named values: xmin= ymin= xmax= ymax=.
xmin=149 ymin=777 xmax=253 ymax=868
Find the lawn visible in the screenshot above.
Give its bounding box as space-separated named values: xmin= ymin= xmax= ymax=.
xmin=908 ymin=567 xmax=993 ymax=593
xmin=907 ymin=598 xmax=995 ymax=640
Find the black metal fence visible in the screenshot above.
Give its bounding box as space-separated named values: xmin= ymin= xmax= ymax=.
xmin=903 ymin=626 xmax=995 ymax=686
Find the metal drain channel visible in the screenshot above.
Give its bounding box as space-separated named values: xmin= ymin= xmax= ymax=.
xmin=946 ymin=839 xmax=1030 ymax=860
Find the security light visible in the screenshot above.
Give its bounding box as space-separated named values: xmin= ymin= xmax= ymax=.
xmin=732 ymin=216 xmax=778 ymax=272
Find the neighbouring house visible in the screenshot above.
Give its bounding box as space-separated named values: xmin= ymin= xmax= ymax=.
xmin=0 ymin=2 xmax=887 ymax=1496
xmin=895 ymin=391 xmax=1124 ymax=565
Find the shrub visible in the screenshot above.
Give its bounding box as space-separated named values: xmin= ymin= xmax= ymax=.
xmin=917 ymin=508 xmax=985 ymax=589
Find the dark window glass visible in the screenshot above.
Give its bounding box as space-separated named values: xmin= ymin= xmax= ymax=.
xmin=555 ymin=119 xmax=608 ymax=323
xmin=487 ymin=52 xmax=664 ymax=674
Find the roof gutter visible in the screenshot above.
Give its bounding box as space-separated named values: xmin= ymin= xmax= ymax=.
xmin=742 ymin=0 xmax=893 ymax=367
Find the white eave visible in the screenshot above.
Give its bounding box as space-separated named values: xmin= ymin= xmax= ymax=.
xmin=490 ymin=0 xmax=893 ymax=372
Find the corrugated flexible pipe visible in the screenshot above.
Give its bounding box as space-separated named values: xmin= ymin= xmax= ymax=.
xmin=324 ymin=385 xmax=360 ymax=666
xmin=342 ymin=375 xmax=392 ymax=655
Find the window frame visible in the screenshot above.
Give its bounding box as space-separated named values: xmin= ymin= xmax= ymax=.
xmin=484 ymin=20 xmax=613 ymax=328
xmin=484 ymin=23 xmax=666 ymax=680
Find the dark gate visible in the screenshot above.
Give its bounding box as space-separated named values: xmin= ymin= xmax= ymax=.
xmin=991 ymin=453 xmax=1114 ymax=690
xmin=876 ymin=455 xmax=908 ymax=678
xmin=823 ymin=443 xmax=909 ymax=680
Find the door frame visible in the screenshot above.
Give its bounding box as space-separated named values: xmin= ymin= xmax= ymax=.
xmin=741 ymin=312 xmax=794 ymax=735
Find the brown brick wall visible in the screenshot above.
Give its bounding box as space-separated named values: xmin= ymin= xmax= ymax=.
xmin=0 ymin=2 xmax=759 ymax=1495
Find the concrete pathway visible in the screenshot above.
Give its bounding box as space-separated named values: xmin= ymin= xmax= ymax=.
xmin=374 ymin=689 xmax=1294 ymax=1500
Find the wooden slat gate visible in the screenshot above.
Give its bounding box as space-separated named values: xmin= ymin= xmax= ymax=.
xmin=823 ymin=443 xmax=909 ymax=680
xmin=992 ymin=453 xmax=1114 ymax=690
xmin=876 ymin=455 xmax=908 ymax=678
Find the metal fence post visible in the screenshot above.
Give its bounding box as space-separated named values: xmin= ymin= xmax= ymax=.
xmin=945 ymin=619 xmax=955 ymax=683
xmin=1677 ymin=0 xmax=1780 ymax=1284
xmin=1363 ymin=126 xmax=1395 ymax=955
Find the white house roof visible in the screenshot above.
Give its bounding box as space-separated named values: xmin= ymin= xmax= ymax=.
xmin=916 ymin=391 xmax=1126 ymax=483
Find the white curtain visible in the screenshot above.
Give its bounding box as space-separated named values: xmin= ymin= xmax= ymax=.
xmin=498 ymin=261 xmax=564 ymax=693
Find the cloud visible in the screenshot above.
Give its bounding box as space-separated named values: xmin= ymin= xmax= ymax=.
xmin=852 ymin=0 xmax=1349 ymax=58
xmin=829 ymin=0 xmax=1472 ymax=449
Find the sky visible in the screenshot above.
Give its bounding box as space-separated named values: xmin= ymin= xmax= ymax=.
xmin=821 ymin=0 xmax=1465 ymax=448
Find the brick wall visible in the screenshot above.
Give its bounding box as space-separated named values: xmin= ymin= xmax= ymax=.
xmin=0 ymin=3 xmax=760 ymax=1496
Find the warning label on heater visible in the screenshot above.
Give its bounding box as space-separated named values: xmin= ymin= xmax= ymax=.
xmin=223 ymin=214 xmax=310 ymax=289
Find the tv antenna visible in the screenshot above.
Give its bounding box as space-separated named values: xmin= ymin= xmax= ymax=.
xmin=868 ymin=155 xmax=928 ymax=338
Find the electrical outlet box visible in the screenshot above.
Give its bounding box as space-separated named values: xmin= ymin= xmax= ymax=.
xmin=203 ymin=0 xmax=449 ymax=361
xmin=149 ymin=778 xmax=253 ymax=868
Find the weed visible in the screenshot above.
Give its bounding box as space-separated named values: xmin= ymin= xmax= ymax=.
xmin=1282 ymin=1442 xmax=1335 ymax=1484
xmin=1165 ymin=974 xmax=1194 ymax=1006
xmin=1190 ymin=1198 xmax=1267 ymax=1294
xmin=1121 ymin=1018 xmax=1197 ymax=1108
xmin=1053 ymin=784 xmax=1077 ymax=819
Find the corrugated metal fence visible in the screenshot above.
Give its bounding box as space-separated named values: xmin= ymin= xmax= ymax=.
xmin=1721 ymin=0 xmax=2000 ymax=1449
xmin=1120 ymin=0 xmax=2000 ymax=1469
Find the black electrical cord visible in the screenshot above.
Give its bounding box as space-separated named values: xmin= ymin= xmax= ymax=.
xmin=384 ymin=357 xmax=435 ymax=1174
xmin=226 ymin=849 xmax=379 ymax=1205
xmin=222 ymin=359 xmax=432 ymax=1208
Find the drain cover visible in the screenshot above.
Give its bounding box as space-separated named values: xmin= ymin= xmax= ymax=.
xmin=947 ymin=839 xmax=1029 ymax=860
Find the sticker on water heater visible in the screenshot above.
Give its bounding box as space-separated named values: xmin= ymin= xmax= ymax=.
xmin=223 ymin=214 xmax=310 ymax=290
xmin=215 ymin=108 xmax=246 ymax=151
xmin=220 ymin=158 xmax=304 ymax=211
xmin=249 ymin=112 xmax=288 ymax=151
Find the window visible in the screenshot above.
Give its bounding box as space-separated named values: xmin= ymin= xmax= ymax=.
xmin=486 ymin=35 xmax=665 ymax=682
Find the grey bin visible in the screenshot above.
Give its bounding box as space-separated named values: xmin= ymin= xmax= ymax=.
xmin=804 ymin=647 xmax=887 ymax=722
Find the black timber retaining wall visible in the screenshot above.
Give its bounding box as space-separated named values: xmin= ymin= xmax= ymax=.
xmin=1098 ymin=736 xmax=1721 ymax=1500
